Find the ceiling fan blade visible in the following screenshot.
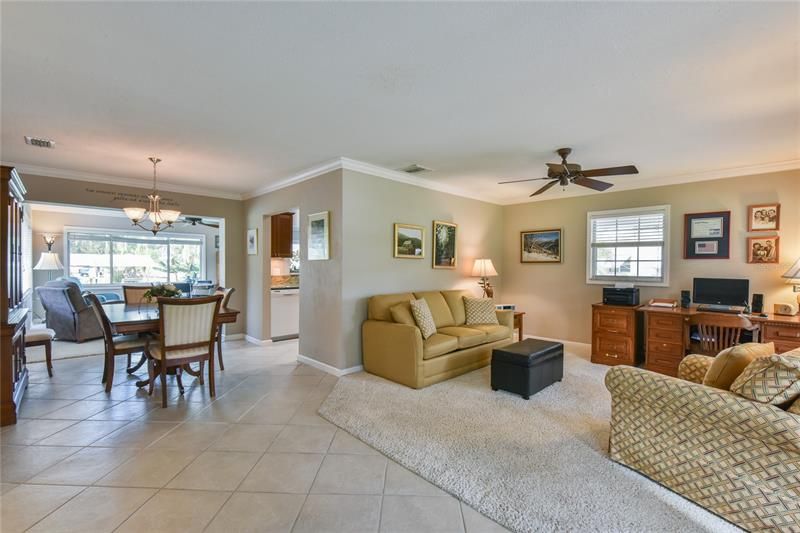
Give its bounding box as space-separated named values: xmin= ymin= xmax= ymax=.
xmin=573 ymin=177 xmax=614 ymax=191
xmin=530 ymin=180 xmax=559 ymax=197
xmin=498 ymin=177 xmax=551 ymax=185
xmin=200 ymin=221 xmax=220 ymax=228
xmin=580 ymin=165 xmax=638 ymax=177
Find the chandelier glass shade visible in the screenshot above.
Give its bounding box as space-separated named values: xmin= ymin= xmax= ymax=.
xmin=123 ymin=157 xmax=181 ymax=235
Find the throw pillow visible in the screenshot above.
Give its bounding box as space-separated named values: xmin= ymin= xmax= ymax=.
xmin=410 ymin=298 xmax=437 ymax=340
xmin=702 ymin=342 xmax=775 ymax=390
xmin=730 ymin=353 xmax=800 ymax=405
xmin=389 ymin=302 xmax=415 ymax=326
xmin=464 ymin=297 xmax=499 ymax=325
xmin=788 ymin=398 xmax=800 ymax=416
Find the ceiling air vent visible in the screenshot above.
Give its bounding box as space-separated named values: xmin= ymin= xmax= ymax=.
xmin=397 ymin=163 xmax=432 ymax=174
xmin=24 ymin=136 xmax=56 ymax=149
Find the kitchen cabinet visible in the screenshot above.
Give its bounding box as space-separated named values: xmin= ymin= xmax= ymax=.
xmin=271 ymin=212 xmax=294 ymax=258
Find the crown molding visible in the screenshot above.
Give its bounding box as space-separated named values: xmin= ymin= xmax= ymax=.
xmin=501 ymin=159 xmax=800 ymax=206
xmin=2 ymin=161 xmax=244 ymax=201
xmin=242 ymin=158 xmax=343 ymax=200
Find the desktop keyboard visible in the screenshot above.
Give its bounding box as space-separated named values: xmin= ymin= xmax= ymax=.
xmin=697 ymin=304 xmax=745 ymax=314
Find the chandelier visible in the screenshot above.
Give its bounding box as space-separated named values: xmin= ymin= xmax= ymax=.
xmin=123 ymin=157 xmax=181 ymax=235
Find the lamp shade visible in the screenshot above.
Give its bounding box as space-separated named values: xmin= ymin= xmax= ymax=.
xmin=34 ymin=251 xmax=64 ymax=271
xmin=783 ymin=257 xmax=800 ymax=282
xmin=471 ymin=258 xmax=498 ymax=277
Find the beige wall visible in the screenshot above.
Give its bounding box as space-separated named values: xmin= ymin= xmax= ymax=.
xmin=243 ymin=170 xmax=343 ymax=369
xmin=340 ymin=170 xmax=505 ymax=368
xmin=502 ymin=170 xmax=800 ymax=344
xmin=22 ymin=173 xmax=246 ymax=334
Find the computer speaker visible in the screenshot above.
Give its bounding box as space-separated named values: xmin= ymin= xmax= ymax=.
xmin=752 ymin=293 xmax=764 ymax=314
xmin=680 ymin=290 xmax=691 ymax=309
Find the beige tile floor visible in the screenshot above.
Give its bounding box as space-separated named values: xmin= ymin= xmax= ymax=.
xmin=0 ymin=339 xmax=510 ymax=533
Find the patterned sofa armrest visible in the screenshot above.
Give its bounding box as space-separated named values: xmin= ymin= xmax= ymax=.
xmin=605 ymin=365 xmax=800 ymax=453
xmin=678 ymin=354 xmax=715 ymax=384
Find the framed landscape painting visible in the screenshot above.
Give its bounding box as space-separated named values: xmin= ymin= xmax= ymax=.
xmin=394 ymin=223 xmax=424 ymax=258
xmin=308 ymin=211 xmax=330 ymax=261
xmin=433 ymin=220 xmax=457 ymax=269
xmin=521 ymin=229 xmax=562 ymax=263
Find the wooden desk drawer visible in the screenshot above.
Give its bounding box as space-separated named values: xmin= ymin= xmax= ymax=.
xmin=774 ymin=340 xmax=800 ymax=354
xmin=646 ymin=362 xmax=679 ymax=377
xmin=648 ymin=351 xmax=683 ymax=369
xmin=592 ymin=333 xmax=634 ymax=365
xmin=763 ymin=324 xmax=800 ymax=343
xmin=647 ymin=314 xmax=684 ymax=332
xmin=648 ymin=340 xmax=684 ymax=358
xmin=648 ymin=327 xmax=683 ymax=344
xmin=593 ymin=309 xmax=633 ymax=335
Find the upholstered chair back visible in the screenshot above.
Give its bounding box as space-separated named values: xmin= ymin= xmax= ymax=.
xmin=158 ymin=295 xmax=222 ymax=351
xmin=123 ymin=285 xmax=151 ymax=304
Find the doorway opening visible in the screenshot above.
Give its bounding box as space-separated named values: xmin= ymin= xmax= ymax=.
xmin=267 ymin=208 xmax=300 ymax=342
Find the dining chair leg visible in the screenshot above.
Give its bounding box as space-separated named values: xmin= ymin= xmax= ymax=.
xmin=176 ymin=367 xmax=185 ymax=395
xmin=147 ymin=359 xmax=155 ymax=395
xmin=208 ymin=354 xmax=215 ymax=398
xmin=105 ymin=352 xmax=115 ymax=393
xmin=45 ymin=340 xmax=53 ymax=377
xmin=217 ymin=325 xmax=225 ymax=371
xmin=198 ymin=360 xmax=205 ymax=385
xmin=160 ymin=363 xmax=168 ymax=408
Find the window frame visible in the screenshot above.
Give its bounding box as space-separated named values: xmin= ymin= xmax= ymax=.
xmin=63 ymin=226 xmax=206 ymax=288
xmin=585 ymin=205 xmax=670 ymax=287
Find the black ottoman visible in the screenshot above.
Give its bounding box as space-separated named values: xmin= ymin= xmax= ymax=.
xmin=491 ymin=338 xmax=564 ymax=399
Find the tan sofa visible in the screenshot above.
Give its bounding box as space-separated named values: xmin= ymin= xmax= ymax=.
xmin=362 ymin=290 xmax=514 ymax=389
xmin=605 ymin=353 xmax=800 ymax=532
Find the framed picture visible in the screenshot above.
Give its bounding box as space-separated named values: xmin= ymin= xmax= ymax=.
xmin=684 ymin=211 xmax=730 ymax=259
xmin=432 ymin=220 xmax=457 ymax=269
xmin=393 ymin=223 xmax=425 ymax=259
xmin=747 ymin=235 xmax=779 ymax=264
xmin=308 ymin=211 xmax=330 ymax=261
xmin=748 ymin=203 xmax=780 ymax=232
xmin=247 ymin=228 xmax=258 ymax=255
xmin=520 ymin=229 xmax=562 ymax=263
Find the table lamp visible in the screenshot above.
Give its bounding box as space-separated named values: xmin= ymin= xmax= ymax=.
xmin=783 ymin=257 xmax=800 ymax=305
xmin=33 ymin=234 xmax=64 ymax=281
xmin=471 ymin=258 xmax=498 ymax=298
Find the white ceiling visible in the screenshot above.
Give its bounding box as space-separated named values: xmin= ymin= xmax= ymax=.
xmin=2 ymin=2 xmax=798 ymax=204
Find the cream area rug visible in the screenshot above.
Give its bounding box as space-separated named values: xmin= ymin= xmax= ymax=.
xmin=319 ymin=353 xmax=740 ymax=533
xmin=26 ymin=337 xmax=106 ymax=363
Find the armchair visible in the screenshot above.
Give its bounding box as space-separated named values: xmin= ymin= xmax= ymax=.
xmin=36 ymin=280 xmax=103 ymax=342
xmin=56 ymin=276 xmax=121 ymax=303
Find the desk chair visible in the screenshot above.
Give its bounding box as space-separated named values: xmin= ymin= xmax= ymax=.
xmin=690 ymin=313 xmax=759 ymax=355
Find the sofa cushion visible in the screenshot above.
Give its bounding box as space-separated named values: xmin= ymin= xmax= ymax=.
xmin=703 ymin=342 xmax=775 ymax=390
xmin=423 ymin=333 xmax=459 ymax=359
xmin=410 ymin=299 xmax=437 ymax=340
xmin=368 ymin=293 xmax=415 ymax=321
xmin=464 ymin=297 xmax=499 ymax=325
xmin=389 ymin=302 xmax=415 ymax=326
xmin=789 ymin=398 xmax=800 ymax=415
xmin=731 ymin=353 xmax=800 ymax=405
xmin=468 ymin=324 xmax=511 ymax=343
xmin=441 ymin=290 xmax=472 ymax=326
xmin=437 ymin=326 xmax=486 ymax=349
xmin=413 ymin=291 xmax=455 ymax=328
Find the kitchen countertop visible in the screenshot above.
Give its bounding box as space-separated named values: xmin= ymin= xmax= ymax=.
xmin=271 ymin=286 xmax=299 ymax=291
xmin=271 ymin=274 xmax=299 ymax=289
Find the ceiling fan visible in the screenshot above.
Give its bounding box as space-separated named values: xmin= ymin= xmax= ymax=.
xmin=180 ymin=216 xmax=220 ymax=229
xmin=499 ymin=148 xmax=638 ymax=197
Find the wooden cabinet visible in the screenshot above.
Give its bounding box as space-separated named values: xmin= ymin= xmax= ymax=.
xmin=270 ymin=212 xmax=294 ymax=258
xmin=761 ymin=320 xmax=800 ymax=353
xmin=1 ymin=166 xmax=28 ymax=426
xmin=591 ymin=304 xmax=641 ymax=366
xmin=644 ymin=309 xmax=688 ymax=377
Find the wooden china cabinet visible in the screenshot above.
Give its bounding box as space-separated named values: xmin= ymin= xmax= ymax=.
xmin=1 ymin=166 xmax=28 ymax=426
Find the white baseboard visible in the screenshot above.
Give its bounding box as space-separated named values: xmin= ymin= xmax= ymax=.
xmin=522 ymin=334 xmax=591 ymax=360
xmin=245 ymin=335 xmax=273 ymax=346
xmin=222 ymin=333 xmax=244 ymax=341
xmin=297 ymin=354 xmax=363 ymax=377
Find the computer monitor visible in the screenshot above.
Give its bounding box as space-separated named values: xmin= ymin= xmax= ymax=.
xmin=693 ymin=278 xmax=749 ymax=307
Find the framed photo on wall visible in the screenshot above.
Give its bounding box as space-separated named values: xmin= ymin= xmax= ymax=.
xmin=393 ymin=223 xmax=424 ymax=259
xmin=683 ymin=211 xmax=730 ymax=259
xmin=432 ymin=220 xmax=457 ymax=269
xmin=308 ymin=211 xmax=330 ymax=261
xmin=520 ymin=229 xmax=562 ymax=263
xmin=246 ymin=228 xmax=258 ymax=255
xmin=747 ymin=235 xmax=779 ymax=264
xmin=747 ymin=203 xmax=780 ymax=232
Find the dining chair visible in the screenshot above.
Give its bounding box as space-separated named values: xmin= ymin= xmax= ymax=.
xmin=86 ymin=293 xmax=148 ymax=392
xmin=213 ymin=287 xmax=235 ymax=370
xmin=145 ymin=294 xmax=223 ymax=407
xmin=122 ymin=285 xmax=151 ymax=304
xmin=690 ymin=313 xmax=759 ymax=355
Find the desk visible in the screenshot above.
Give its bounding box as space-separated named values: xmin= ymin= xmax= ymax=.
xmin=638 ymin=305 xmax=800 ymax=376
xmin=513 ymin=312 xmax=525 ymax=341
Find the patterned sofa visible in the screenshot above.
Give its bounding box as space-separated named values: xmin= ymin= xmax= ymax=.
xmin=605 ymin=354 xmax=800 ymax=532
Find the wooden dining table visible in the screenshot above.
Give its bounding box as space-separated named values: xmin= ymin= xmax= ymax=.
xmin=102 ymin=301 xmax=240 ymax=387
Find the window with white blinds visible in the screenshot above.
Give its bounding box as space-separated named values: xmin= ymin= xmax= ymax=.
xmin=587 ymin=205 xmax=670 ymax=285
